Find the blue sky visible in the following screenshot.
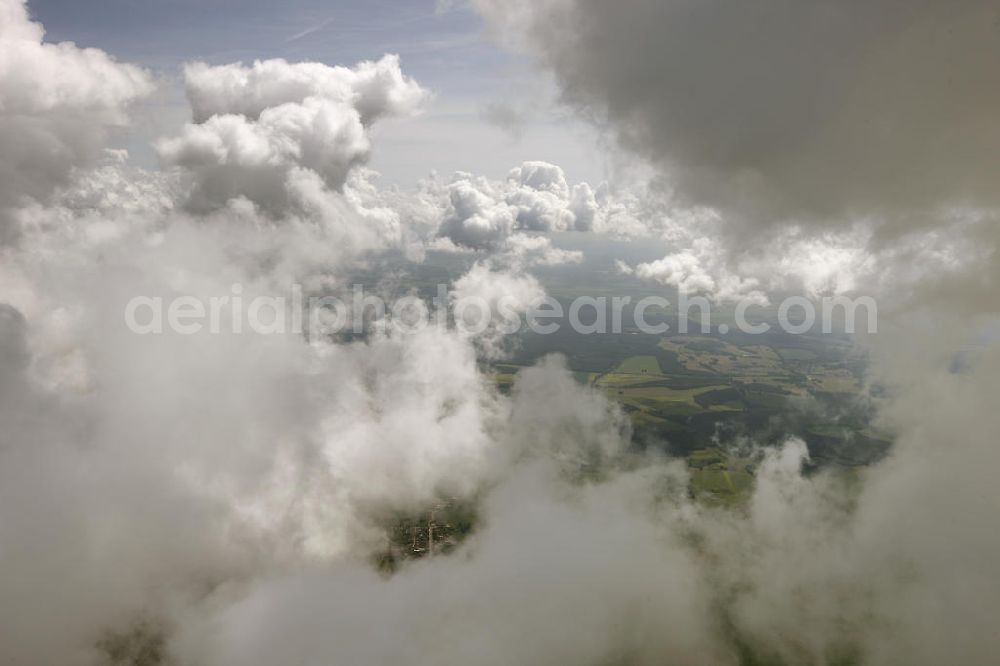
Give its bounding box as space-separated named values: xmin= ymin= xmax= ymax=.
xmin=27 ymin=0 xmax=608 ymax=186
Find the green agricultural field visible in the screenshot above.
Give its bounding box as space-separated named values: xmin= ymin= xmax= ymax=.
xmin=687 ymin=449 xmax=756 ymax=506
xmin=482 ymin=309 xmax=888 ymax=474
xmin=597 ymin=372 xmax=651 ymax=386
xmin=629 ymin=410 xmax=687 ymax=432
xmin=615 ymin=384 xmax=727 ymax=404
xmin=776 ymin=347 xmax=819 ymax=362
xmin=612 ymin=355 xmax=663 ymax=375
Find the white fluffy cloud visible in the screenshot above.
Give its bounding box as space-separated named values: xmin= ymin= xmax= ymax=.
xmin=452 ymin=262 xmax=546 ymax=356
xmin=501 ymin=232 xmax=582 ymax=267
xmin=436 ymin=174 xmax=517 ymax=249
xmin=183 ymin=54 xmax=426 ymax=125
xmin=433 ymin=160 xmax=645 ymax=253
xmin=0 ymin=0 xmax=152 ymax=240
xmin=506 ymin=161 xmax=598 ymax=232
xmin=631 ymin=238 xmax=767 ymax=305
xmin=158 ymin=55 xmax=427 ymax=216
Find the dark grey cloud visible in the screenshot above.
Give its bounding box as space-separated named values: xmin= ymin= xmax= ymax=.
xmin=477 ymin=0 xmax=1000 ymax=229
xmin=0 ymin=304 xmax=28 ymax=393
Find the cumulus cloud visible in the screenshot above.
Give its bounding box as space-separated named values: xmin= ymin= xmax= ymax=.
xmin=436 ymin=174 xmax=517 ymax=249
xmin=183 ymin=54 xmax=426 ymax=125
xmin=433 ymin=160 xmax=647 ymax=255
xmin=174 ymin=461 xmax=726 ymax=666
xmin=631 ymin=238 xmax=767 ymax=305
xmin=0 ymin=0 xmax=152 ymax=240
xmin=501 ymin=232 xmax=583 ymax=267
xmin=0 ymin=202 xmax=515 ymax=663
xmin=158 ymin=55 xmax=427 ymax=216
xmin=452 ymin=262 xmax=546 ymax=356
xmin=475 ymin=0 xmax=1000 ymax=315
xmin=0 ymin=13 xmax=572 ymax=660
xmin=5 ymin=1 xmax=1000 ymax=664
xmin=506 ymin=160 xmax=593 ymax=232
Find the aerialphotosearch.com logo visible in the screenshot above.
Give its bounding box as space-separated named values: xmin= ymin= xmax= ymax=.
xmin=123 ymin=284 xmax=878 ymax=338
